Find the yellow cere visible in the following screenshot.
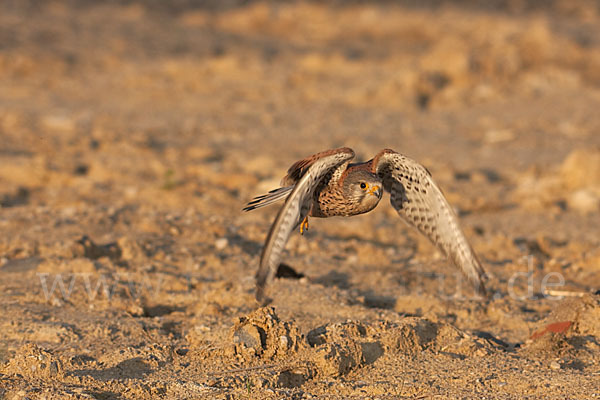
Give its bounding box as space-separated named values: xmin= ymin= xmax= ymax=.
xmin=368 ymin=185 xmax=380 ymax=196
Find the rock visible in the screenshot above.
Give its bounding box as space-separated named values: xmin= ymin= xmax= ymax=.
xmin=567 ymin=189 xmax=599 ymax=214
xmin=214 ymin=238 xmax=228 ymax=251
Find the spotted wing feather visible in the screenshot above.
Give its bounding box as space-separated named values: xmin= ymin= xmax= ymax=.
xmin=256 ymin=147 xmax=355 ymax=302
xmin=372 ymin=149 xmax=487 ymax=295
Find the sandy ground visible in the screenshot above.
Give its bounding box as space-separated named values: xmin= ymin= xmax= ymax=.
xmin=1 ymin=1 xmax=600 ymax=398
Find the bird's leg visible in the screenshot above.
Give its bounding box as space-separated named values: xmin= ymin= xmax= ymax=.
xmin=299 ymin=216 xmax=309 ymax=235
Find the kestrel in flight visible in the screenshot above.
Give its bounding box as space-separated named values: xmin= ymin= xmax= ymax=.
xmin=244 ymin=147 xmax=487 ymax=302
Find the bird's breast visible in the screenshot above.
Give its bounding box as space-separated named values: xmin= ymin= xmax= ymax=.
xmin=310 ymin=188 xmax=380 ymax=218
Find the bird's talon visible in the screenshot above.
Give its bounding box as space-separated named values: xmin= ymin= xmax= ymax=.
xmin=300 ymin=216 xmax=309 ymax=235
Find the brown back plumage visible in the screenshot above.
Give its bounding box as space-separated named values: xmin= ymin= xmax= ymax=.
xmin=281 ymin=147 xmax=354 ymax=187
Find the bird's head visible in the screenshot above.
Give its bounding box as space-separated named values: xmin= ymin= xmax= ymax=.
xmin=342 ymin=169 xmax=383 ymax=212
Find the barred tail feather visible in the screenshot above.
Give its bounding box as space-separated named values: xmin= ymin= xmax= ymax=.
xmin=243 ymin=186 xmax=294 ymax=212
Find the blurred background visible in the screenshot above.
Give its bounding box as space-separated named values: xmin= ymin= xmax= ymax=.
xmin=2 ymin=0 xmax=600 ymax=216
xmin=3 ymin=0 xmax=600 ymax=298
xmin=2 ymin=1 xmax=600 ymax=397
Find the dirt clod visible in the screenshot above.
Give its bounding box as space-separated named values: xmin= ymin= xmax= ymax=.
xmin=230 ymin=307 xmax=306 ymax=360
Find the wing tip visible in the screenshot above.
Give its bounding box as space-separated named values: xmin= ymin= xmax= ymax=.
xmin=255 ymin=285 xmax=264 ymax=303
xmin=473 ymin=278 xmax=488 ymax=298
xmin=468 ymin=259 xmax=489 ymax=299
xmin=255 ymin=286 xmax=271 ymax=305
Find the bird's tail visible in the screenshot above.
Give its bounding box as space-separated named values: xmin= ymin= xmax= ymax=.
xmin=243 ymin=186 xmax=294 ymax=212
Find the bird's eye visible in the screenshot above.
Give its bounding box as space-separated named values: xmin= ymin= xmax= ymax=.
xmin=360 ymin=182 xmax=367 ymax=189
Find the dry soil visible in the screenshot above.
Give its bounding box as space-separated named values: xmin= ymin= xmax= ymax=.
xmin=1 ymin=1 xmax=600 ymax=399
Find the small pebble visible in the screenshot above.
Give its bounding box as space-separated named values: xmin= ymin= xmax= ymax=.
xmin=550 ymin=361 xmax=561 ymax=370
xmin=279 ymin=335 xmax=289 ymax=348
xmin=214 ymin=238 xmax=228 ymax=250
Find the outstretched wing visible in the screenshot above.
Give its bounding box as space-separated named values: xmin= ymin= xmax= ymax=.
xmin=372 ymin=149 xmax=487 ymax=296
xmin=243 ymin=148 xmax=355 ymax=212
xmin=256 ymin=147 xmax=355 ymax=303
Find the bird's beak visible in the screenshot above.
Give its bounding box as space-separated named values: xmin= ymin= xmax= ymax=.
xmin=369 ymin=185 xmax=382 ymax=198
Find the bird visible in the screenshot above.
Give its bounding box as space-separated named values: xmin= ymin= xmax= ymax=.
xmin=243 ymin=147 xmax=487 ymax=303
